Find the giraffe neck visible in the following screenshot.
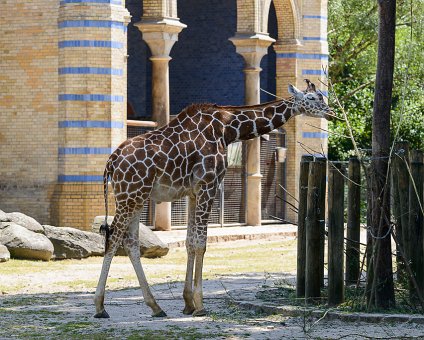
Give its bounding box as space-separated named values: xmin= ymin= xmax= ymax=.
xmin=222 ymin=99 xmax=298 ymax=145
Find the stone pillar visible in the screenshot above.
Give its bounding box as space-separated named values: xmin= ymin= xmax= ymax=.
xmin=54 ymin=0 xmax=130 ymax=230
xmin=136 ymin=18 xmax=186 ymax=231
xmin=230 ymin=33 xmax=275 ymax=226
xmin=274 ymin=40 xmax=303 ymax=223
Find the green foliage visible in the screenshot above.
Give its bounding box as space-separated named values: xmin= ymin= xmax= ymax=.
xmin=328 ymin=0 xmax=424 ymax=160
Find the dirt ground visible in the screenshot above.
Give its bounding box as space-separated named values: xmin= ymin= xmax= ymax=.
xmin=1 ymin=238 xmax=424 ymax=339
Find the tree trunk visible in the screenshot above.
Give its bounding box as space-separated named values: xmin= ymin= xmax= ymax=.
xmin=368 ymin=0 xmax=396 ymax=309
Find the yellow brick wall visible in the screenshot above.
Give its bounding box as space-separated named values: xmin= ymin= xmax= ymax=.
xmin=53 ymin=1 xmax=129 ymax=229
xmin=0 ymin=0 xmax=59 ymax=223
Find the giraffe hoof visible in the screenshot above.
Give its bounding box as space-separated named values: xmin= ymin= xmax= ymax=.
xmin=94 ymin=310 xmax=110 ymax=319
xmin=192 ymin=309 xmax=207 ymax=317
xmin=152 ymin=310 xmax=167 ymax=318
xmin=182 ymin=306 xmax=195 ymax=315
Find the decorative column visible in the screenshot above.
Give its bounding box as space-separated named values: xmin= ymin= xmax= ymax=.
xmin=230 ymin=33 xmax=275 ymax=226
xmin=54 ymin=0 xmax=130 ymax=230
xmin=136 ymin=17 xmax=186 ymax=231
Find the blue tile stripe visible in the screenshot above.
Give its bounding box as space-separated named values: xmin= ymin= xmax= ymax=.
xmin=303 ymin=36 xmax=327 ymax=41
xmin=59 ymin=67 xmax=123 ymax=75
xmin=59 ymin=120 xmax=124 ymax=128
xmin=58 ymin=175 xmax=104 ymax=183
xmin=58 ymin=40 xmax=123 ymax=49
xmin=276 ymin=53 xmax=328 ymax=60
xmin=60 ymin=0 xmax=122 ymax=5
xmin=302 ymin=69 xmax=327 ymax=76
xmin=58 ymin=20 xmax=125 ymax=31
xmin=59 ymin=147 xmax=114 ymax=155
xmin=58 ymin=94 xmax=124 ymax=102
xmin=303 ymin=15 xmax=328 ymax=20
xmin=302 ymin=132 xmax=328 ymax=139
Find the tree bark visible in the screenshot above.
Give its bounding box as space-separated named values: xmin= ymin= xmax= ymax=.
xmin=368 ymin=0 xmax=396 ymax=309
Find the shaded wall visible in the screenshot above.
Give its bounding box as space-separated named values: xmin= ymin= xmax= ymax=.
xmin=126 ymin=0 xmax=152 ymax=118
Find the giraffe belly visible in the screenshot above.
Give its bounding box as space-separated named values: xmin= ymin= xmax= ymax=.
xmin=150 ymin=183 xmax=190 ymax=203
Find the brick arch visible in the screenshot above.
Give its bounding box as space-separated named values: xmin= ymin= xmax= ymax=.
xmin=270 ymin=0 xmax=300 ymax=41
xmin=236 ymin=0 xmax=299 ymax=40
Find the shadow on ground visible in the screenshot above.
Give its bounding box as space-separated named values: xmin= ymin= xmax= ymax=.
xmin=1 ymin=273 xmax=423 ymax=339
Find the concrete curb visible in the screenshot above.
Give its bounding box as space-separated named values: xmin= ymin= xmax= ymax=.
xmin=233 ymin=300 xmax=424 ymax=325
xmin=167 ymin=231 xmax=296 ymax=248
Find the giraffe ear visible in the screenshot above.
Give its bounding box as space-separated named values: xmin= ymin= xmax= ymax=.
xmin=288 ymin=84 xmax=304 ymax=100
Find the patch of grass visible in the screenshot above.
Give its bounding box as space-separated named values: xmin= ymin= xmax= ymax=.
xmin=127 ymin=325 xmax=226 ymax=340
xmin=56 ymin=321 xmax=95 ymax=333
xmin=0 ymin=239 xmax=297 ymax=294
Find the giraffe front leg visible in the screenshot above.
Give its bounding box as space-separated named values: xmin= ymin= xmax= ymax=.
xmin=183 ymin=246 xmax=196 ymax=315
xmin=183 ymin=195 xmax=196 ymax=315
xmin=190 ymin=183 xmax=217 ymax=317
xmin=192 ymin=243 xmax=207 ymax=317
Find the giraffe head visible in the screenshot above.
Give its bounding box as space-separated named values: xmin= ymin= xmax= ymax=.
xmin=288 ymin=79 xmax=333 ymax=120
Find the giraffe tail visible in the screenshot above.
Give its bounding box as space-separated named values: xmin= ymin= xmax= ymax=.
xmin=100 ymin=160 xmax=113 ymax=253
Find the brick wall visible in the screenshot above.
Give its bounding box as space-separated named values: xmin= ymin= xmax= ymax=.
xmin=168 ymin=0 xmax=277 ymax=113
xmin=0 ymin=0 xmax=59 ymax=223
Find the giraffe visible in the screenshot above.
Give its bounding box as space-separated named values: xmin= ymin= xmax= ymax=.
xmin=94 ymin=79 xmax=333 ymax=318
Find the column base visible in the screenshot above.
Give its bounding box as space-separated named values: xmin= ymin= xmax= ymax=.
xmin=154 ymin=201 xmax=172 ymax=231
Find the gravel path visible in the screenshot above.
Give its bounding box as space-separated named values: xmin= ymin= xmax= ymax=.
xmin=1 ymin=273 xmax=424 ymax=339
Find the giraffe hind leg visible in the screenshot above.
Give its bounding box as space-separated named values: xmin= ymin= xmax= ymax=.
xmin=94 ymin=215 xmax=123 ymax=318
xmin=123 ymin=212 xmax=166 ymax=317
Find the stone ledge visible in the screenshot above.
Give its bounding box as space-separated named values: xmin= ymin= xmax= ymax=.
xmin=233 ymin=300 xmax=424 ymax=325
xmin=166 ymin=231 xmax=296 ymax=248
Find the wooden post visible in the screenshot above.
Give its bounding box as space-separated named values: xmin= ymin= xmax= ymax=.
xmin=409 ymin=150 xmax=424 ymax=299
xmin=392 ymin=142 xmax=407 ymax=283
xmin=305 ymin=160 xmax=327 ymax=302
xmin=346 ymin=157 xmax=361 ymax=285
xmin=397 ymin=143 xmax=410 ymax=265
xmin=296 ymin=155 xmax=314 ymax=297
xmin=316 ymin=157 xmax=327 ymax=288
xmin=328 ymin=163 xmax=345 ymax=306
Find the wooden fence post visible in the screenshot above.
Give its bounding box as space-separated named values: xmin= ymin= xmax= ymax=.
xmin=392 ymin=143 xmax=406 ymax=283
xmin=316 ymin=156 xmax=327 ymax=288
xmin=305 ymin=159 xmax=327 ymax=302
xmin=328 ymin=163 xmax=345 ymax=305
xmin=409 ymin=150 xmax=424 ymax=299
xmin=396 ymin=142 xmax=410 ymax=262
xmin=346 ymin=157 xmax=361 ymax=285
xmin=296 ymin=155 xmax=314 ymax=297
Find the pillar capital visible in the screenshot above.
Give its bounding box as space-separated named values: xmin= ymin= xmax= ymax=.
xmin=135 ymin=18 xmax=186 ymax=58
xmin=229 ymin=32 xmax=275 ymax=69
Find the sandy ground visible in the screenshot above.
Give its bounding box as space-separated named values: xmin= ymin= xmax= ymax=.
xmin=1 ymin=239 xmax=424 ymax=339
xmin=1 ymin=274 xmax=424 ymax=338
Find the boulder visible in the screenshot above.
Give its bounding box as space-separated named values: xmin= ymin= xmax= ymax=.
xmin=6 ymin=212 xmax=44 ymax=233
xmin=0 ymin=244 xmax=10 ymax=262
xmin=43 ymin=225 xmax=104 ymax=259
xmin=0 ymin=209 xmax=10 ymax=222
xmin=92 ymin=215 xmax=114 ymax=233
xmin=0 ymin=222 xmax=54 ymax=261
xmin=116 ymin=223 xmax=169 ymax=258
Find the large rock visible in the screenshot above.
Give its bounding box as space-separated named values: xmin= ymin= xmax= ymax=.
xmin=6 ymin=212 xmax=44 ymax=233
xmin=0 ymin=210 xmax=10 ymax=222
xmin=116 ymin=223 xmax=169 ymax=258
xmin=0 ymin=222 xmax=54 ymax=261
xmin=91 ymin=215 xmax=114 ymax=234
xmin=43 ymin=225 xmax=104 ymax=259
xmin=0 ymin=244 xmax=10 ymax=262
